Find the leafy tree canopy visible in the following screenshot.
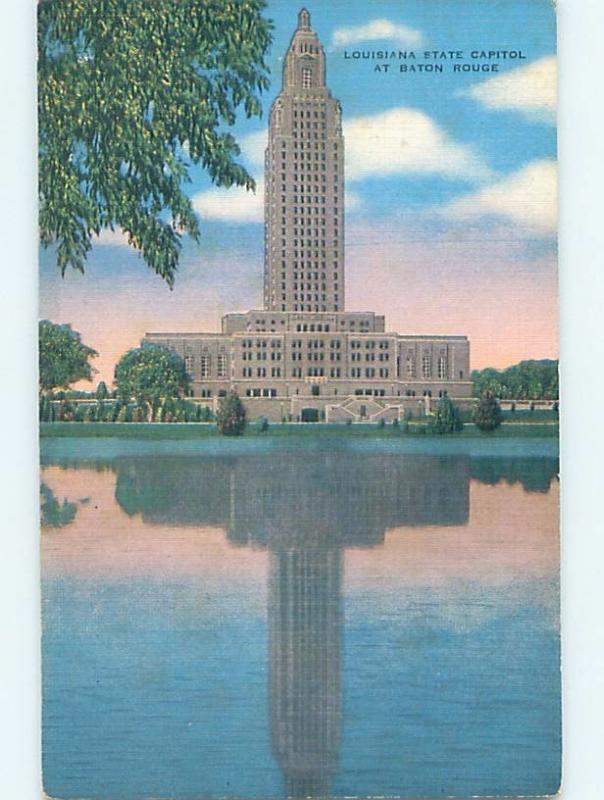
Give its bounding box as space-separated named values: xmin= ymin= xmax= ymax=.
xmin=472 ymin=359 xmax=559 ymax=401
xmin=114 ymin=344 xmax=190 ymax=409
xmin=216 ymin=390 xmax=246 ymax=436
xmin=39 ymin=319 xmax=98 ymax=392
xmin=38 ymin=0 xmax=272 ymax=285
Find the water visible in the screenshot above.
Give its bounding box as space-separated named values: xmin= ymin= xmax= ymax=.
xmin=41 ymin=437 xmax=560 ymax=799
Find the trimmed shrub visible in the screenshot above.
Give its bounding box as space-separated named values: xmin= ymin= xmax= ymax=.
xmin=216 ymin=391 xmax=246 ymax=436
xmin=116 ymin=404 xmax=130 ymax=423
xmin=473 ymin=391 xmax=503 ymax=432
xmin=432 ymin=396 xmax=463 ymax=435
xmin=259 ymin=417 xmax=269 ymax=432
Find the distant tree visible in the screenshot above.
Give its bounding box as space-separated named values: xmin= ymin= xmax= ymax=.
xmin=216 ymin=391 xmax=246 ymax=436
xmin=95 ymin=381 xmax=109 ymax=400
xmin=38 ymin=0 xmax=272 ymax=285
xmin=114 ymin=344 xmax=189 ymax=421
xmin=472 ymin=360 xmax=559 ymax=401
xmin=432 ymin=395 xmax=464 ymax=434
xmin=39 ymin=320 xmax=98 ymax=393
xmin=473 ymin=391 xmax=503 ymax=432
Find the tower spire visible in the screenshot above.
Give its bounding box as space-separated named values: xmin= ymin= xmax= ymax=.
xmin=297 ymin=8 xmax=311 ymax=30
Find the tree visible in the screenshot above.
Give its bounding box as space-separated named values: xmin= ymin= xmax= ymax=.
xmin=114 ymin=343 xmax=190 ymax=421
xmin=39 ymin=320 xmax=98 ymax=393
xmin=471 ymin=359 xmax=559 ymax=401
xmin=216 ymin=391 xmax=246 ymax=436
xmin=95 ymin=381 xmax=109 ymax=400
xmin=432 ymin=395 xmax=463 ymax=434
xmin=38 ymin=0 xmax=272 ymax=285
xmin=473 ymin=391 xmax=503 ymax=432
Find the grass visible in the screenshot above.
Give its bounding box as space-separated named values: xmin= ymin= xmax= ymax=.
xmin=40 ymin=420 xmax=559 ymax=440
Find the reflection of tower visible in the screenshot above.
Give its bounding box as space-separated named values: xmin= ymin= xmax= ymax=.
xmin=269 ymin=545 xmax=343 ymax=799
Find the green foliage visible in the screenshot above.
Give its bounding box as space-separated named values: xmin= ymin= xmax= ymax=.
xmin=259 ymin=416 xmax=269 ymax=432
xmin=40 ymin=482 xmax=77 ymax=528
xmin=39 ymin=320 xmax=98 ymax=392
xmin=95 ymin=381 xmax=109 ymax=400
xmin=377 ymin=418 xmax=386 ymax=429
xmin=472 ymin=359 xmax=559 ymax=401
xmin=38 ymin=0 xmax=272 ymax=284
xmin=392 ymin=418 xmax=399 ymax=429
xmin=58 ymin=400 xmax=76 ymax=421
xmin=216 ymin=390 xmax=246 ymax=436
xmin=473 ymin=391 xmax=504 ymax=432
xmin=116 ymin=404 xmax=130 ymax=423
xmin=114 ymin=344 xmax=190 ymax=420
xmin=432 ymin=395 xmax=464 ymax=435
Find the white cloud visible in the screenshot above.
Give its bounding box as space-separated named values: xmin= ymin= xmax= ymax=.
xmin=92 ymin=227 xmax=130 ymax=247
xmin=441 ymin=159 xmax=557 ymax=233
xmin=240 ymin=129 xmax=267 ymax=169
xmin=344 ymin=107 xmax=492 ymax=182
xmin=192 ymin=179 xmax=264 ymax=224
xmin=345 ymin=190 xmax=362 ymax=212
xmin=461 ymin=56 xmax=556 ymax=124
xmin=332 ymin=19 xmax=423 ymax=48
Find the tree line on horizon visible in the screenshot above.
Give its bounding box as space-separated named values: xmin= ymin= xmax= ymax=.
xmin=39 ymin=320 xmax=560 ymax=403
xmin=471 ymin=360 xmax=559 ymax=401
xmin=38 ymin=320 xmax=555 ymax=434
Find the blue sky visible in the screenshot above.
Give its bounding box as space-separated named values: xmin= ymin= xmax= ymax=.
xmin=40 ymin=0 xmax=558 ymax=381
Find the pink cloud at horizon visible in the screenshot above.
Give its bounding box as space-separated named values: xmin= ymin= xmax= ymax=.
xmin=40 ymin=218 xmax=558 ymax=387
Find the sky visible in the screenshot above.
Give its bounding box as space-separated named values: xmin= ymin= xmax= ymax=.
xmin=39 ymin=0 xmax=558 ymax=386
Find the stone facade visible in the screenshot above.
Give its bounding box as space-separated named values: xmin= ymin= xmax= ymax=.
xmin=143 ymin=9 xmax=472 ymax=421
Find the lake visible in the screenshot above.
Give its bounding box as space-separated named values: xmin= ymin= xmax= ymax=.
xmin=40 ymin=436 xmax=561 ymax=799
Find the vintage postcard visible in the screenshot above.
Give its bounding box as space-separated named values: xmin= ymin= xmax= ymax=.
xmin=39 ymin=1 xmax=559 ymax=798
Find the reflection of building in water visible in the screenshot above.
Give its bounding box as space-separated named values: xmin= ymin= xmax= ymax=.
xmin=115 ymin=452 xmax=470 ymax=543
xmin=113 ymin=451 xmax=470 ymax=798
xmin=269 ymin=546 xmax=342 ymax=798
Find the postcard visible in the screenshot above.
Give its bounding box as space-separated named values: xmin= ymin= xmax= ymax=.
xmin=39 ymin=1 xmax=559 ymax=797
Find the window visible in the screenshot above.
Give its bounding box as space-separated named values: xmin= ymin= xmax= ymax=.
xmin=422 ymin=353 xmax=432 ymax=379
xmin=200 ymin=355 xmax=211 ymax=378
xmin=184 ymin=354 xmax=194 ymax=376
xmin=406 ymin=355 xmax=416 ymax=378
xmin=301 ymin=67 xmax=312 ymax=88
xmin=438 ymin=355 xmax=448 ymax=380
xmin=217 ymin=354 xmax=227 ymax=378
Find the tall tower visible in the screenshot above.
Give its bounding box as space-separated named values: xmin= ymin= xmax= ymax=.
xmin=264 ymin=8 xmax=345 ymax=314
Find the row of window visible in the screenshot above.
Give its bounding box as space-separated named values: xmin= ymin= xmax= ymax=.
xmin=350 ymin=340 xmax=391 ymax=349
xmin=351 ymin=352 xmax=390 ymax=362
xmin=404 ymin=355 xmax=448 ymax=379
xmin=242 ymin=368 xmax=282 ymax=378
xmin=245 ymin=388 xmax=277 ymax=397
xmin=292 ymin=109 xmax=326 ymax=118
xmin=184 ymin=354 xmax=228 ymax=379
xmin=194 ymin=387 xmax=451 ymax=400
xmin=241 ymin=352 xmax=283 ymax=361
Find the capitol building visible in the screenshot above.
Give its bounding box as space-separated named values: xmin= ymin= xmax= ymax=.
xmin=144 ymin=9 xmax=471 ymax=422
